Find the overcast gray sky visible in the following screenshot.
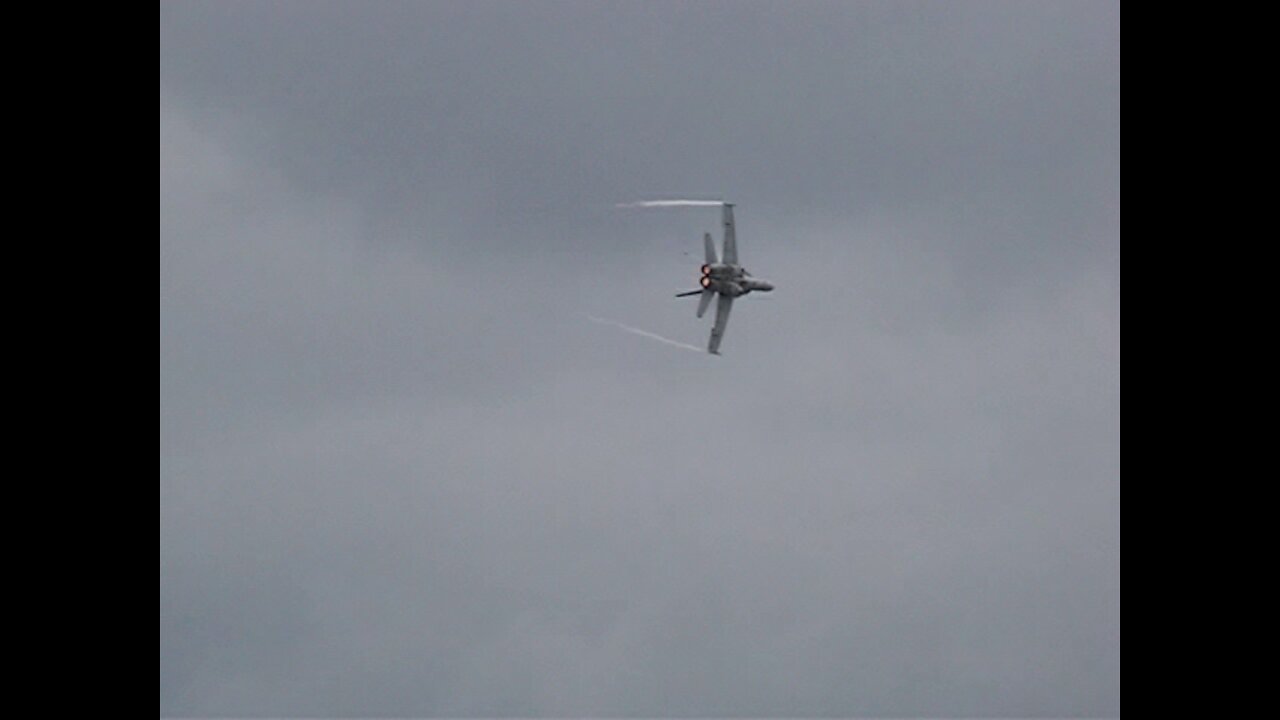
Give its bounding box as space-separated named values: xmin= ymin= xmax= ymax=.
xmin=160 ymin=1 xmax=1119 ymax=716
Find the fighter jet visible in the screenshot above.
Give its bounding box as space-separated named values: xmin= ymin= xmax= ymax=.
xmin=675 ymin=203 xmax=774 ymax=354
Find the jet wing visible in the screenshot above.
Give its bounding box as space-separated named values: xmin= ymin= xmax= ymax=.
xmin=721 ymin=203 xmax=738 ymax=265
xmin=708 ymin=293 xmax=734 ymax=355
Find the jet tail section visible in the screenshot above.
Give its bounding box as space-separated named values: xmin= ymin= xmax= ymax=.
xmin=696 ymin=289 xmax=715 ymax=318
xmin=704 ymin=232 xmax=718 ymax=265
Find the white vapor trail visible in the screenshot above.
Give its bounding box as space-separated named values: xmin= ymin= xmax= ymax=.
xmin=580 ymin=313 xmax=706 ymax=354
xmin=615 ymin=199 xmax=725 ymax=208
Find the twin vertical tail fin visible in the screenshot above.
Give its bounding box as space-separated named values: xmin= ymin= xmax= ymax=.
xmin=698 ymin=233 xmax=719 ymax=318
xmin=677 ymin=288 xmax=717 ymax=318
xmin=696 ymin=289 xmax=715 ymax=318
xmin=676 ymin=232 xmax=718 ymax=317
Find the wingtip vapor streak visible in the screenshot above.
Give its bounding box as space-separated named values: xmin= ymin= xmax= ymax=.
xmin=674 ymin=203 xmax=774 ymax=354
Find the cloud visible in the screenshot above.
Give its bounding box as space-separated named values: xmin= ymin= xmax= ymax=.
xmin=161 ymin=3 xmax=1119 ymax=716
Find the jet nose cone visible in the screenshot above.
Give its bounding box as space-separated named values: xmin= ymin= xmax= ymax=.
xmin=761 ymin=281 xmax=775 ymax=292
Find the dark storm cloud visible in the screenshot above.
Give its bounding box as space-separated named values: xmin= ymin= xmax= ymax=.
xmin=161 ymin=1 xmax=1119 ymax=716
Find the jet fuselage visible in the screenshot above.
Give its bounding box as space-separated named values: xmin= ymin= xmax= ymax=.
xmin=700 ymin=263 xmax=774 ymax=297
